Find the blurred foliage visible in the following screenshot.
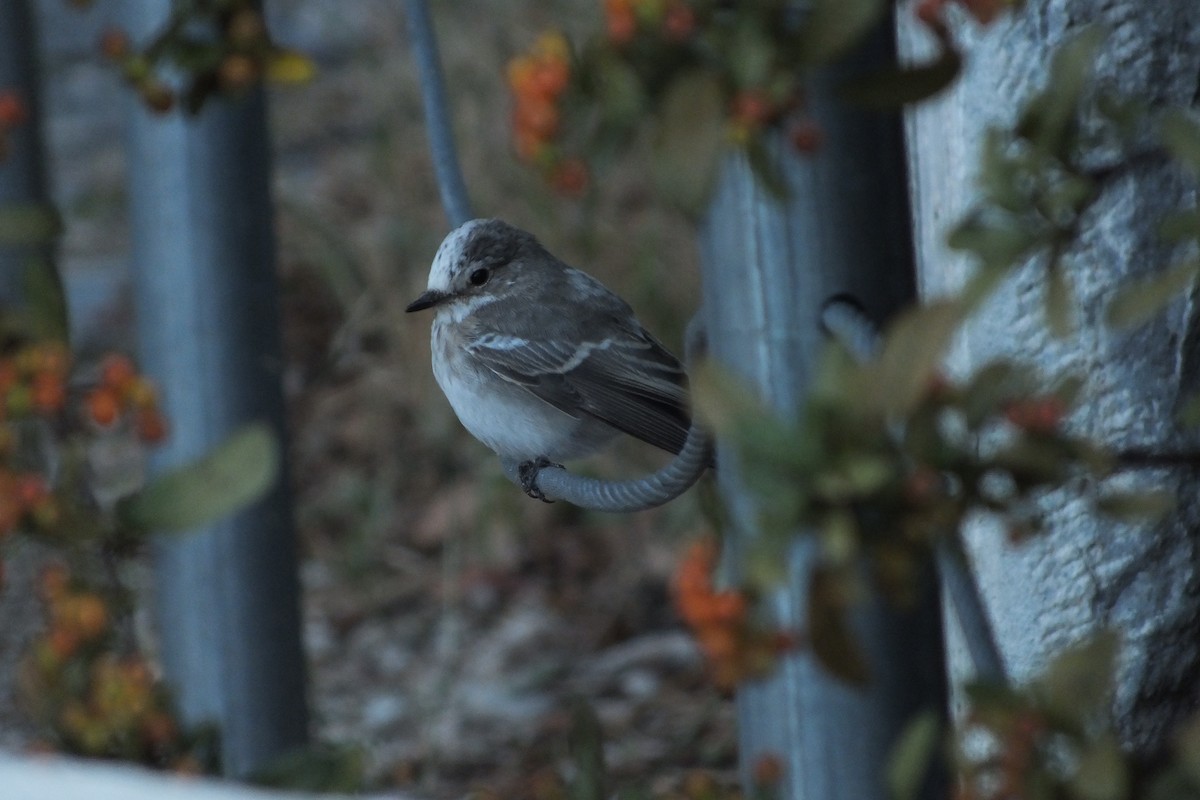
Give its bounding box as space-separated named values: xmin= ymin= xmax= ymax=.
xmin=507 ymin=0 xmax=1018 ymax=212
xmin=947 ymin=27 xmax=1200 ymax=336
xmin=71 ymin=0 xmax=314 ymax=114
xmin=20 ymin=563 xmax=219 ymax=770
xmin=0 ymin=214 xmax=280 ymax=770
xmin=691 ymin=298 xmax=1171 ymax=682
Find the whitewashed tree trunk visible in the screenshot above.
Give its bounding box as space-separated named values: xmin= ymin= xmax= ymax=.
xmin=900 ymin=2 xmax=1200 ymax=750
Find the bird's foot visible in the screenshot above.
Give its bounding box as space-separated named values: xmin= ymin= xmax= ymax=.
xmin=518 ymin=456 xmax=562 ymax=503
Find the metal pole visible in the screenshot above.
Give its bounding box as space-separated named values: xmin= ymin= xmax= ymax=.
xmin=120 ymin=2 xmax=309 ymax=777
xmin=699 ymin=25 xmax=947 ymax=800
xmin=404 ymin=0 xmax=473 ymax=228
xmin=0 ymin=0 xmax=51 ymax=306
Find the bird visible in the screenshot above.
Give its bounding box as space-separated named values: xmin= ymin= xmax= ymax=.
xmin=406 ymin=218 xmax=699 ymax=499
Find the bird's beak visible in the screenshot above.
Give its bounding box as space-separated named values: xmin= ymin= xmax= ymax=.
xmin=405 ymin=289 xmax=449 ymax=313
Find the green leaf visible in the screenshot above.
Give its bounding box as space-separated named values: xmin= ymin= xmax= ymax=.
xmin=0 ymin=204 xmax=62 ymax=246
xmin=1105 ymin=261 xmax=1200 ymax=329
xmin=887 ymin=710 xmax=941 ymax=800
xmin=744 ymin=137 xmax=789 ymax=201
xmin=1095 ymin=489 xmax=1174 ymax=523
xmin=23 ymin=259 xmax=69 ymax=342
xmin=592 ymin=54 xmax=645 ymax=124
xmin=962 ymin=360 xmax=1033 ymax=424
xmin=947 ymin=211 xmax=1045 ymax=271
xmin=119 ymin=423 xmax=279 ymax=533
xmin=1175 ymin=713 xmax=1200 ymax=787
xmin=796 ymin=0 xmax=888 ymax=66
xmin=1159 ymin=209 xmax=1200 ymax=244
xmin=1161 ymin=109 xmax=1200 ymax=176
xmin=1179 ymin=393 xmax=1200 ymax=430
xmin=251 ymin=743 xmax=366 ymax=793
xmin=869 ymin=300 xmax=965 ymax=417
xmin=1070 ymin=735 xmax=1129 ymax=800
xmin=808 ymin=566 xmax=870 ymax=685
xmin=652 ymin=69 xmax=727 ymax=214
xmin=1045 ymin=265 xmax=1075 ymax=338
xmin=568 ymin=698 xmax=607 ymax=800
xmin=1034 ymin=631 xmax=1120 ymax=728
xmin=840 ymin=46 xmax=962 ymax=109
xmin=729 ymin=17 xmax=774 ymax=90
xmin=1017 ymin=27 xmax=1106 ymax=155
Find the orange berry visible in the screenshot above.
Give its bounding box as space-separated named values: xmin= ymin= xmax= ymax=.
xmin=514 ymin=127 xmax=548 ymax=162
xmin=141 ymin=81 xmax=175 ymax=114
xmin=141 ymin=711 xmax=178 ymax=746
xmin=532 ymin=59 xmax=570 ymax=100
xmin=1003 ymin=396 xmax=1065 ymax=433
xmin=753 ymin=753 xmax=785 ymax=786
xmin=709 ymin=591 xmax=747 ymax=624
xmin=697 ymin=626 xmax=739 ymax=660
xmin=48 ymin=626 xmax=81 ymax=660
xmin=606 ymin=7 xmax=637 ymax=44
xmin=74 ymin=594 xmax=109 ymax=640
xmin=961 ymin=0 xmax=1005 ymax=24
xmin=506 ymin=55 xmax=539 ymax=95
xmin=100 ymin=353 xmax=137 ymax=392
xmin=31 ymin=372 xmax=65 ymax=413
xmin=549 ymin=158 xmax=588 ymax=196
xmin=914 ymin=0 xmax=948 ymax=30
xmin=0 ymin=91 xmax=27 ymax=127
xmin=663 ymin=3 xmax=695 ymax=40
xmin=99 ymin=27 xmax=130 ymax=60
xmin=0 ymin=361 xmax=16 ymax=393
xmin=788 ymin=119 xmax=824 ymax=153
xmin=136 ymin=407 xmax=168 ymax=443
xmin=218 ymin=53 xmax=260 ymax=90
xmin=39 ymin=564 xmax=70 ymax=600
xmin=87 ymin=387 xmax=121 ymax=427
xmin=515 ymin=98 xmax=560 ymax=139
xmin=731 ymin=90 xmax=774 ymax=128
xmin=14 ymin=474 xmax=47 ymax=509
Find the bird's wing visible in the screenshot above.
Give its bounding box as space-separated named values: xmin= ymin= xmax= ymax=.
xmin=465 ymin=328 xmax=693 ymax=455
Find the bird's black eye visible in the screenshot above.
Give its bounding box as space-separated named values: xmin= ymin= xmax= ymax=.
xmin=468 ymin=268 xmax=490 ymax=286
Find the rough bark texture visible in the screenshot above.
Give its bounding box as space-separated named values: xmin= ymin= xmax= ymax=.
xmin=900 ymin=2 xmax=1200 ymax=752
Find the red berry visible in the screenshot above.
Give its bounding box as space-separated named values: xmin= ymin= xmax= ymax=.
xmin=0 ymin=91 xmax=27 ymax=127
xmin=87 ymin=387 xmax=121 ymax=427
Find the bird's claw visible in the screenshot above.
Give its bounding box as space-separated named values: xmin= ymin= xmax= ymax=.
xmin=518 ymin=456 xmax=562 ymax=503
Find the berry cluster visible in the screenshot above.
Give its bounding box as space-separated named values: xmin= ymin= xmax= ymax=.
xmin=24 ymin=565 xmax=204 ymax=769
xmin=94 ymin=4 xmax=314 ymax=115
xmin=86 ymin=353 xmax=168 ymax=443
xmin=508 ymin=2 xmax=832 ymax=200
xmin=506 ymin=32 xmax=589 ymax=195
xmin=602 ymin=0 xmax=696 ymax=46
xmin=673 ymin=538 xmax=795 ymax=690
xmin=0 ymin=88 xmax=28 ymax=162
xmin=0 ymin=342 xmax=167 ymax=580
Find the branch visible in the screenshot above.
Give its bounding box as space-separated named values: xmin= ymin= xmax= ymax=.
xmin=406 ymin=0 xmax=710 ymax=511
xmin=403 ymin=0 xmax=474 ymax=227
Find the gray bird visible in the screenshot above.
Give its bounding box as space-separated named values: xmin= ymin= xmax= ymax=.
xmin=406 ymin=218 xmax=697 ymax=498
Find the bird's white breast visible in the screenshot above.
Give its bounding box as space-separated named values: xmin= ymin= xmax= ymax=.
xmin=430 ymin=312 xmax=615 ymax=462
